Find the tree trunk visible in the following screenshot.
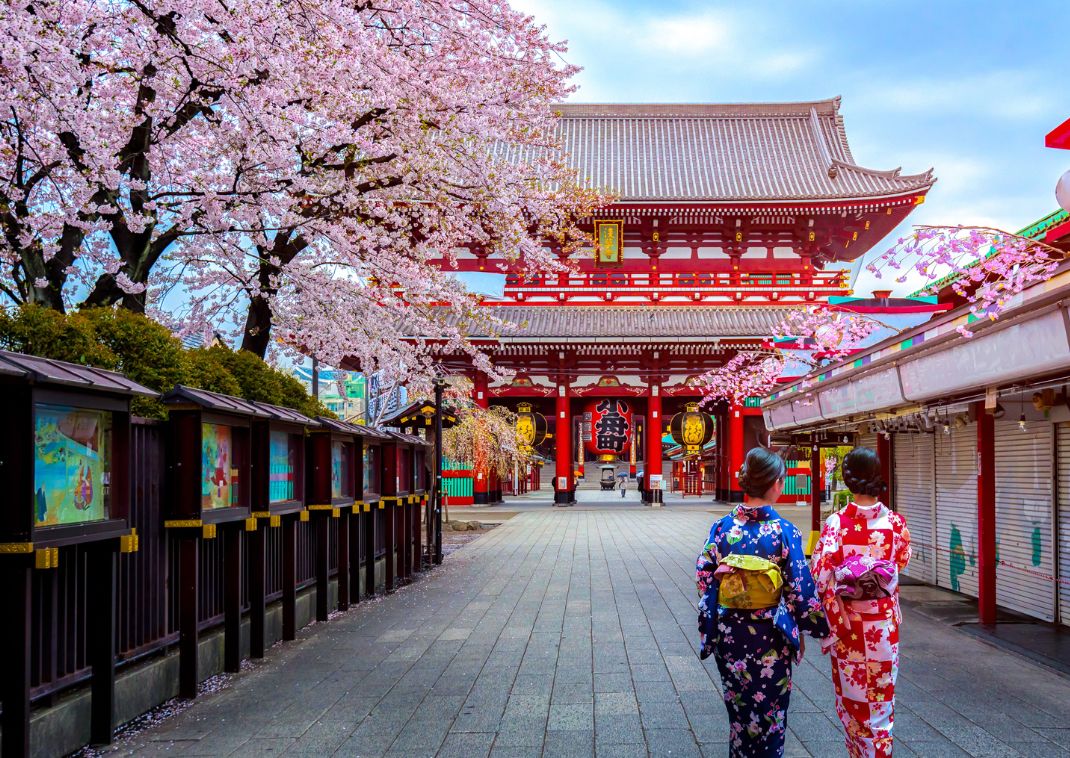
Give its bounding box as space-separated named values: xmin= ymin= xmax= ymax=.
xmin=240 ymin=292 xmax=274 ymax=358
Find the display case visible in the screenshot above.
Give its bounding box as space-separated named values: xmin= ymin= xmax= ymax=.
xmin=0 ymin=350 xmax=156 ymax=754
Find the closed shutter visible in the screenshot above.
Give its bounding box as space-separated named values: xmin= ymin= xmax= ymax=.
xmin=994 ymin=418 xmax=1054 ymax=622
xmin=934 ymin=423 xmax=978 ymax=597
xmin=894 ymin=432 xmax=935 ymax=583
xmin=858 ymin=431 xmax=878 ymax=451
xmin=1056 ymin=424 xmax=1070 ymax=626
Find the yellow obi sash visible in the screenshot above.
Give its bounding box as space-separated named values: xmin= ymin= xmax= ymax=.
xmin=718 ymin=554 xmax=784 ymax=609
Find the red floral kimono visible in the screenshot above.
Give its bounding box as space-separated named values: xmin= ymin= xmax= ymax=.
xmin=810 ymin=502 xmax=911 ymax=758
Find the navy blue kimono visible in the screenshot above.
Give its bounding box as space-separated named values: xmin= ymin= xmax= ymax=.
xmin=696 ymin=504 xmax=829 ymax=757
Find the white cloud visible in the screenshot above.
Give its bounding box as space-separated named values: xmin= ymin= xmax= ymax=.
xmin=643 ymin=13 xmax=731 ymax=57
xmin=855 ymin=71 xmax=1056 ymax=122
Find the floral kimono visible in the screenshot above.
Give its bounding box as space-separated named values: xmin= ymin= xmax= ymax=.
xmin=810 ymin=502 xmax=911 ymax=758
xmin=696 ymin=505 xmax=829 ymax=757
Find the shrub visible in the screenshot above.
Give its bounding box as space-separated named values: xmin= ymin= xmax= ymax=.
xmin=0 ymin=304 xmax=331 ymax=419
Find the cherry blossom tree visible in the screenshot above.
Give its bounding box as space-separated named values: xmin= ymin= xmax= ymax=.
xmin=868 ymin=225 xmax=1064 ymax=336
xmin=700 ymin=224 xmax=1067 ymax=404
xmin=1 ymin=0 xmax=599 ymax=375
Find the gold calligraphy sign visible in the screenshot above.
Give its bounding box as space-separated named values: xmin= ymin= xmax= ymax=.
xmin=593 ymin=220 xmax=624 ymax=266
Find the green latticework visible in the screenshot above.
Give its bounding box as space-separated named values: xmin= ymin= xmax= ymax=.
xmin=442 ymin=477 xmax=473 ymax=498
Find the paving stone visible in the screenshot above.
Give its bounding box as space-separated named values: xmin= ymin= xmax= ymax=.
xmin=548 ymin=702 xmax=596 ymax=731
xmin=102 ymin=510 xmax=1070 ymax=758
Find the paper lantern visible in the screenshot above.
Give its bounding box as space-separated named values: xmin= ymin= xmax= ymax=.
xmin=1057 ymin=169 xmax=1070 ymax=213
xmin=516 ymin=402 xmax=548 ymax=451
xmin=583 ymin=398 xmax=633 ymax=459
xmin=669 ymin=403 xmax=715 ymax=456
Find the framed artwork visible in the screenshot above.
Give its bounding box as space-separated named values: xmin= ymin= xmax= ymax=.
xmin=202 ymin=423 xmax=238 ymax=509
xmin=269 ymin=430 xmax=298 ymax=502
xmin=33 ymin=403 xmax=113 ymax=527
xmin=593 ymin=219 xmax=624 ymax=266
xmin=331 ymin=440 xmax=354 ymax=499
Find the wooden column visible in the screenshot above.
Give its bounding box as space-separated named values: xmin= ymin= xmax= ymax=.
xmin=473 ymin=374 xmax=490 ymax=504
xmin=248 ymin=522 xmax=267 ymax=658
xmin=178 ymin=535 xmax=199 ymax=699
xmin=646 ymin=383 xmax=663 ymax=506
xmin=364 ymin=504 xmax=377 ymax=596
xmin=88 ymin=543 xmax=118 ymax=744
xmin=809 ymin=444 xmax=822 ymax=534
xmin=877 ymin=433 xmax=893 ymax=509
xmin=727 ymin=404 xmax=746 ymax=503
xmin=554 ymin=382 xmax=572 ymax=506
xmin=223 ymin=523 xmax=243 ymax=673
xmin=383 ymin=440 xmax=398 ymax=592
xmin=414 ymin=496 xmax=423 ymax=573
xmin=338 ymin=507 xmax=351 ymax=611
xmin=977 ymin=402 xmax=997 ymax=625
xmin=1 ymin=559 xmax=32 ymax=757
xmin=314 ymin=511 xmax=330 ymax=622
xmin=282 ymin=514 xmax=297 ymax=641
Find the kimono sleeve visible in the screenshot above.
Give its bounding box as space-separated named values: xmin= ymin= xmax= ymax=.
xmin=696 ymin=520 xmax=724 ymax=598
xmin=780 ymin=521 xmax=830 ymax=640
xmin=890 ymin=512 xmax=912 ymax=571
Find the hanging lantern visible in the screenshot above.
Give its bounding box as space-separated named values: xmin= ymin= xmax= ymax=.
xmin=669 ymin=403 xmax=715 ymax=456
xmin=515 ymin=402 xmax=547 ymax=452
xmin=583 ymin=398 xmax=633 ymax=461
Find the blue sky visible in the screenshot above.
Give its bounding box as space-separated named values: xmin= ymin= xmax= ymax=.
xmin=511 ymin=0 xmax=1070 ymax=295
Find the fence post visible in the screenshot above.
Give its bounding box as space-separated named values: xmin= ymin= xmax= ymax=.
xmin=1 ymin=559 xmax=32 ymax=757
xmin=88 ymin=542 xmax=118 ymax=744
xmin=282 ymin=514 xmax=297 ymax=641
xmin=178 ymin=535 xmax=199 ymax=699
xmin=314 ymin=511 xmax=330 ymax=622
xmin=337 ymin=507 xmax=351 ymax=612
xmin=249 ymin=521 xmax=267 ymax=658
xmin=224 ymin=523 xmax=243 ymax=673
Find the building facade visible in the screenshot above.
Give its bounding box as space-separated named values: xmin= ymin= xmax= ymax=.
xmin=423 ymin=98 xmax=936 ymax=504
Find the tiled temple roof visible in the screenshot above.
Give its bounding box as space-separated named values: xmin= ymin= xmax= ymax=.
xmin=506 ymin=98 xmax=934 ymax=202
xmin=462 ymin=306 xmax=791 ymax=340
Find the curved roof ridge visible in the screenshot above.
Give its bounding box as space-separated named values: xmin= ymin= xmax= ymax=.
xmin=833 ymin=159 xmax=935 ymax=183
xmin=554 ymin=97 xmax=843 ymax=118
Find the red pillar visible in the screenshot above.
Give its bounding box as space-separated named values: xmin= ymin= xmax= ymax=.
xmin=472 ymin=373 xmax=490 ymax=505
xmin=554 ymin=382 xmax=572 ymax=505
xmin=646 ymin=384 xmax=663 ymax=505
xmin=810 ymin=444 xmax=822 ymax=534
xmin=727 ymin=404 xmax=745 ymax=503
xmin=876 ymin=433 xmax=893 ymax=509
xmin=976 ymin=402 xmax=997 ymax=625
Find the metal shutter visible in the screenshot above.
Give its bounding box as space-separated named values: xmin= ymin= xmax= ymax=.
xmin=934 ymin=423 xmax=978 ymax=597
xmin=858 ymin=431 xmax=878 ymax=450
xmin=1056 ymin=424 xmax=1070 ymax=626
xmin=994 ymin=418 xmax=1055 ymax=622
xmin=894 ymin=432 xmax=935 ymax=583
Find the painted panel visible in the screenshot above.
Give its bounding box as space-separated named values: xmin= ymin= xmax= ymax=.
xmin=935 ymin=423 xmax=979 ymax=597
xmin=201 ymin=423 xmax=237 ymax=509
xmin=994 ymin=418 xmax=1055 ymax=622
xmin=331 ymin=440 xmax=354 ymax=499
xmin=34 ymin=404 xmax=112 ymax=527
xmin=269 ymin=431 xmax=296 ymax=502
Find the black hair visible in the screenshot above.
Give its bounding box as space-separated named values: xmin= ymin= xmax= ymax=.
xmin=842 ymin=446 xmax=884 ymax=497
xmin=737 ymin=447 xmax=786 ymax=499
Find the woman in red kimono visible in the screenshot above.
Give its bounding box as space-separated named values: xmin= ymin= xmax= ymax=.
xmin=810 ymin=447 xmax=911 ymax=758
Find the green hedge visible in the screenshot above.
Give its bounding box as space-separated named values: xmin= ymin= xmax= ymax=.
xmin=0 ymin=304 xmax=331 ymax=420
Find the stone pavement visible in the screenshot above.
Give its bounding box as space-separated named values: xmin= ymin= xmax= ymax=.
xmin=109 ymin=511 xmax=1070 ymax=757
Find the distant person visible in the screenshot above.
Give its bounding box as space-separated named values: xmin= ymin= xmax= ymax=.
xmin=810 ymin=447 xmax=911 ymax=758
xmin=619 ymin=475 xmax=626 ymax=498
xmin=695 ymin=447 xmax=829 ymax=756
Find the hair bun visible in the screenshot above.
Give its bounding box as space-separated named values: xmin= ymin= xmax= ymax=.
xmin=842 ymin=447 xmax=884 ymax=497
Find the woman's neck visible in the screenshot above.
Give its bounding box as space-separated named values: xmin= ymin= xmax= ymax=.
xmin=743 ymin=496 xmax=772 ymax=508
xmin=854 ymin=494 xmax=879 ymax=507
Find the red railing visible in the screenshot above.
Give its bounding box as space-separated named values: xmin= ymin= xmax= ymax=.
xmin=502 ymin=270 xmax=848 ymax=302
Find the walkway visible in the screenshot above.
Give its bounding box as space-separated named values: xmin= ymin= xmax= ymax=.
xmin=111 ymin=511 xmax=1070 ymax=757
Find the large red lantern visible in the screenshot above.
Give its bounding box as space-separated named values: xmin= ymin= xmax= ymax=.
xmin=583 ymin=398 xmax=633 ymax=460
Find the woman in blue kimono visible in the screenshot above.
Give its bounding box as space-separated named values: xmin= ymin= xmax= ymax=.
xmin=696 ymin=447 xmax=829 ymax=757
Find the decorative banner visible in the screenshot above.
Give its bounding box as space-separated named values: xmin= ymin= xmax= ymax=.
xmin=593 ymin=219 xmax=624 ymax=265
xmin=584 ymin=398 xmax=632 ymax=459
xmin=668 ymin=402 xmax=715 ymax=456
xmin=34 ymin=404 xmax=112 ymax=527
xmin=515 ymin=402 xmax=548 ymax=452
